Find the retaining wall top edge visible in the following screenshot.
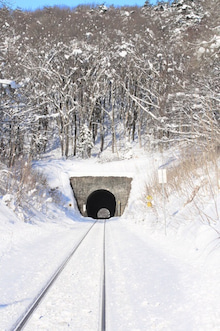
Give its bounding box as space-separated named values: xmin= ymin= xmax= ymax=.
xmin=70 ymin=176 xmax=133 ymax=179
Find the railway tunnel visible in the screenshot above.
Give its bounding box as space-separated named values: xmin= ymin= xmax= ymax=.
xmin=86 ymin=189 xmax=116 ymax=219
xmin=70 ymin=176 xmax=132 ymax=219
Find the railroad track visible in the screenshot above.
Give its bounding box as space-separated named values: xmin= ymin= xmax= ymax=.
xmin=11 ymin=220 xmax=107 ymax=331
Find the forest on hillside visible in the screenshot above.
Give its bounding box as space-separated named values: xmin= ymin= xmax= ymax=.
xmin=0 ymin=0 xmax=219 ymax=166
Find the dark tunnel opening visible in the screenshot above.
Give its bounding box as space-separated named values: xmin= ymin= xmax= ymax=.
xmin=86 ymin=189 xmax=116 ymax=219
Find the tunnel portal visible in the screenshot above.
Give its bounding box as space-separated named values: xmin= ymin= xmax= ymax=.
xmin=70 ymin=176 xmax=132 ymax=218
xmin=86 ymin=189 xmax=116 ymax=219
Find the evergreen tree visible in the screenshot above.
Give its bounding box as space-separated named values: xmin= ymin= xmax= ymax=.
xmin=77 ymin=124 xmax=94 ymax=159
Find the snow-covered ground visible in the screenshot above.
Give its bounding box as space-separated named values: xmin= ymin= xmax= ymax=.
xmin=1 ymin=148 xmax=220 ymax=330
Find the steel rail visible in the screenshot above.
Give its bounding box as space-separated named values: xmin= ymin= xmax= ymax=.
xmin=11 ymin=221 xmax=97 ymax=331
xmin=100 ymin=219 xmax=106 ymax=331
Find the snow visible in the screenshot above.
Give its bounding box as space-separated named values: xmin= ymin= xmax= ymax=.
xmin=1 ymin=149 xmax=220 ymax=330
xmin=0 ymin=79 xmax=17 ymax=89
xmin=119 ymin=50 xmax=127 ymax=58
xmin=73 ymin=49 xmax=82 ymax=55
xmin=211 ymin=36 xmax=220 ymax=49
xmin=23 ymin=222 xmax=104 ymax=331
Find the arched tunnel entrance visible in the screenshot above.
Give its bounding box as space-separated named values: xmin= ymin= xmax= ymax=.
xmin=86 ymin=189 xmax=116 ymax=219
xmin=70 ymin=176 xmax=132 ymax=217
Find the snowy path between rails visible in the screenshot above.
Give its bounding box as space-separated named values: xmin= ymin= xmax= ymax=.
xmin=23 ymin=221 xmax=104 ymax=331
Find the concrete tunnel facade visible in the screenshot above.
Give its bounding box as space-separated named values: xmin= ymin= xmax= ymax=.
xmin=70 ymin=176 xmax=132 ymax=218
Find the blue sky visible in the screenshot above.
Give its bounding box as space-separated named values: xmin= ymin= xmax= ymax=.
xmin=11 ymin=0 xmax=157 ymax=11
